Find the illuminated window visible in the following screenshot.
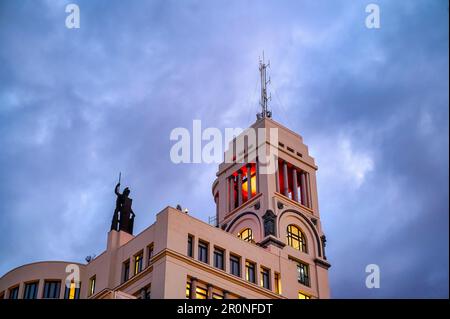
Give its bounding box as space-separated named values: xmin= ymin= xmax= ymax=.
xmin=298 ymin=292 xmax=311 ymax=299
xmin=230 ymin=254 xmax=241 ymax=277
xmin=214 ymin=247 xmax=224 ymax=270
xmin=245 ymin=261 xmax=256 ymax=283
xmin=187 ymin=235 xmax=194 ymax=257
xmin=64 ymin=281 xmax=81 ymax=299
xmin=297 ymin=262 xmax=310 ymax=287
xmin=195 ymin=287 xmax=207 ymax=299
xmin=238 ymin=228 xmax=253 ymax=242
xmin=186 ymin=282 xmax=191 ymax=299
xmin=88 ymin=276 xmax=96 ymax=297
xmin=43 ymin=280 xmax=61 ymax=299
xmin=261 ymin=267 xmax=271 ymax=289
xmin=122 ymin=259 xmax=130 ymax=283
xmin=198 ymin=241 xmax=209 ymax=264
xmin=134 ymin=251 xmax=143 ymax=275
xmin=212 ymin=293 xmax=223 ymax=299
xmin=274 ymin=273 xmax=282 ymax=294
xmin=23 ymin=281 xmax=38 ymax=299
xmin=8 ymin=286 xmax=19 ymax=299
xmin=287 ymin=225 xmax=307 ymax=252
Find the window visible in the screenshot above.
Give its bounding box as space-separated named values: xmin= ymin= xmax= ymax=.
xmin=140 ymin=285 xmax=151 ymax=299
xmin=134 ymin=251 xmax=144 ymax=275
xmin=298 ymin=292 xmax=311 ymax=299
xmin=122 ymin=259 xmax=130 ymax=283
xmin=147 ymin=244 xmax=154 ymax=266
xmin=261 ymin=268 xmax=271 ymax=289
xmin=9 ymin=286 xmax=19 ymax=299
xmin=187 ymin=235 xmax=194 ymax=257
xmin=23 ymin=281 xmax=38 ymax=299
xmin=64 ymin=281 xmax=81 ymax=299
xmin=198 ymin=241 xmax=209 ymax=264
xmin=214 ymin=247 xmax=224 ymax=270
xmin=195 ymin=287 xmax=207 ymax=299
xmin=287 ymin=225 xmax=307 ymax=253
xmin=297 ymin=262 xmax=310 ymax=287
xmin=212 ymin=293 xmax=223 ymax=299
xmin=43 ymin=280 xmax=61 ymax=299
xmin=245 ymin=261 xmax=256 ymax=283
xmin=230 ymin=254 xmax=241 ymax=277
xmin=186 ymin=282 xmax=191 ymax=299
xmin=88 ymin=276 xmax=96 ymax=297
xmin=274 ymin=273 xmax=282 ymax=294
xmin=238 ymin=228 xmax=253 ymax=242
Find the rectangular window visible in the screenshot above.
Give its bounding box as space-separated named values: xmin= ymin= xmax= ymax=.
xmin=88 ymin=276 xmax=96 ymax=297
xmin=297 ymin=262 xmax=310 ymax=287
xmin=299 ymin=292 xmax=311 ymax=299
xmin=245 ymin=261 xmax=256 ymax=283
xmin=122 ymin=259 xmax=130 ymax=283
xmin=230 ymin=254 xmax=241 ymax=277
xmin=195 ymin=287 xmax=207 ymax=299
xmin=140 ymin=285 xmax=151 ymax=299
xmin=134 ymin=251 xmax=143 ymax=275
xmin=274 ymin=273 xmax=282 ymax=294
xmin=214 ymin=247 xmax=224 ymax=270
xmin=9 ymin=286 xmax=19 ymax=299
xmin=43 ymin=280 xmax=61 ymax=299
xmin=64 ymin=281 xmax=81 ymax=299
xmin=147 ymin=243 xmax=154 ymax=266
xmin=198 ymin=240 xmax=209 ymax=264
xmin=187 ymin=235 xmax=194 ymax=257
xmin=261 ymin=267 xmax=271 ymax=289
xmin=186 ymin=282 xmax=191 ymax=299
xmin=23 ymin=281 xmax=39 ymax=299
xmin=212 ymin=293 xmax=223 ymax=299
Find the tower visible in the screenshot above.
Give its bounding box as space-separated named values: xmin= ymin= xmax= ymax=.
xmin=211 ymin=59 xmax=330 ymax=297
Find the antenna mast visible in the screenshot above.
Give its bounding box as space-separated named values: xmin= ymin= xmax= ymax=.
xmin=257 ymin=52 xmax=272 ymax=119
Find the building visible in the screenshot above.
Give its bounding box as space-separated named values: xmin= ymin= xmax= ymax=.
xmin=0 ymin=63 xmax=331 ymax=300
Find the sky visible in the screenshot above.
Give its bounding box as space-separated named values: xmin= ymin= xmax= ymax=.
xmin=0 ymin=0 xmax=448 ymax=298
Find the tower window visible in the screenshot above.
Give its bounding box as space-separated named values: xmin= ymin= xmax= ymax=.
xmin=297 ymin=262 xmax=310 ymax=287
xmin=287 ymin=224 xmax=307 ymax=253
xmin=238 ymin=228 xmax=253 ymax=242
xmin=43 ymin=280 xmax=61 ymax=299
xmin=147 ymin=243 xmax=154 ymax=266
xmin=23 ymin=281 xmax=38 ymax=299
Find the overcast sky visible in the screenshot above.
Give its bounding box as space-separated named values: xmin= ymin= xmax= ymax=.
xmin=0 ymin=0 xmax=448 ymax=298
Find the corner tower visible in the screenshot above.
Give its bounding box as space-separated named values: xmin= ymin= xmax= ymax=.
xmin=211 ymin=60 xmax=330 ymax=298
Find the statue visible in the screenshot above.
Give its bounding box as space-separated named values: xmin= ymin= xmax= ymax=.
xmin=110 ymin=176 xmax=135 ymax=234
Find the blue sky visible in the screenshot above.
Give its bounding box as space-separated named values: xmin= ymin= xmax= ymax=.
xmin=0 ymin=0 xmax=448 ymax=298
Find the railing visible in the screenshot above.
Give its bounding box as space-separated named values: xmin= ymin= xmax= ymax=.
xmin=208 ymin=216 xmax=218 ymax=227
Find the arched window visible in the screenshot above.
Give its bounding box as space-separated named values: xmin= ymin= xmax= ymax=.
xmin=287 ymin=225 xmax=307 ymax=252
xmin=238 ymin=228 xmax=253 ymax=242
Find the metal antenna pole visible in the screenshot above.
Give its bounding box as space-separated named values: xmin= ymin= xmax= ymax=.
xmin=257 ymin=52 xmax=272 ymax=119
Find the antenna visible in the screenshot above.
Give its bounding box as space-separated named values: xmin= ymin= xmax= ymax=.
xmin=257 ymin=51 xmax=272 ymax=120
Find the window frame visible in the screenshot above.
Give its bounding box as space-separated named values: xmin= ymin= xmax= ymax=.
xmin=43 ymin=280 xmax=61 ymax=299
xmin=230 ymin=254 xmax=241 ymax=277
xmin=213 ymin=247 xmax=225 ymax=270
xmin=198 ymin=240 xmax=209 ymax=264
xmin=23 ymin=281 xmax=39 ymax=299
xmin=286 ymin=224 xmax=307 ymax=253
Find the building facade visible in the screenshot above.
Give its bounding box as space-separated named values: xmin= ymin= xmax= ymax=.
xmin=0 ymin=117 xmax=330 ymax=300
